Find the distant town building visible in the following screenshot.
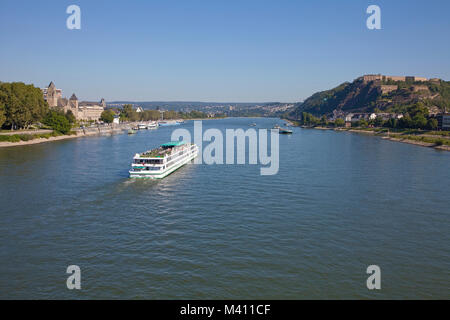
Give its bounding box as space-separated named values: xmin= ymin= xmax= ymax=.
xmin=331 ymin=109 xmax=345 ymax=121
xmin=41 ymin=82 xmax=105 ymax=122
xmin=136 ymin=106 xmax=144 ymax=113
xmin=346 ymin=113 xmax=370 ymax=122
xmin=345 ymin=113 xmax=354 ymax=122
xmin=437 ymin=113 xmax=450 ymax=131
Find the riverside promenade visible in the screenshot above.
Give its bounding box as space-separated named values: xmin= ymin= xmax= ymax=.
xmin=0 ymin=123 xmax=131 ymax=148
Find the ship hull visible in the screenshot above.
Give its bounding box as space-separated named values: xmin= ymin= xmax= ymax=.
xmin=129 ymin=148 xmax=198 ymax=179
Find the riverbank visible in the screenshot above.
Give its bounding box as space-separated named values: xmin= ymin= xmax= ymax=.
xmin=383 ymin=135 xmax=450 ymax=151
xmin=282 ymin=119 xmax=301 ymax=127
xmin=330 ymin=127 xmax=450 ymax=151
xmin=0 ymin=118 xmax=217 ymax=148
xmin=0 ymin=124 xmax=129 ymax=148
xmin=0 ymin=133 xmax=79 ymax=147
xmin=0 ymin=129 xmax=54 ymax=136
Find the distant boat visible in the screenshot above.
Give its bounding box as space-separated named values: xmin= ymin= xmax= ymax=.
xmin=273 ymin=125 xmax=280 ymax=129
xmin=147 ymin=122 xmax=158 ymax=129
xmin=128 ymin=129 xmax=136 ymax=135
xmin=159 ymin=120 xmax=180 ymax=126
xmin=250 ymin=123 xmax=257 ymax=126
xmin=279 ymin=128 xmax=293 ymax=134
xmin=138 ymin=124 xmax=147 ymax=130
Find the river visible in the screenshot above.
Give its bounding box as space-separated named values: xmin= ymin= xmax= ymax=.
xmin=0 ymin=118 xmax=449 ymax=299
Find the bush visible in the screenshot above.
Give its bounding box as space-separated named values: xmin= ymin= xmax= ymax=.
xmin=100 ymin=110 xmax=115 ymax=123
xmin=334 ymin=118 xmax=345 ymax=127
xmin=65 ymin=110 xmax=76 ymax=124
xmin=18 ymin=134 xmax=34 ymax=141
xmin=0 ymin=135 xmax=20 ymax=142
xmin=0 ymin=131 xmax=64 ymax=143
xmin=43 ymin=111 xmax=71 ymax=134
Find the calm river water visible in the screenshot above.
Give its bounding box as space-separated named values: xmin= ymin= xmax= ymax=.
xmin=0 ymin=118 xmax=449 ymax=299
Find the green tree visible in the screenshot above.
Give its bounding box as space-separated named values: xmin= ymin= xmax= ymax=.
xmin=0 ymin=102 xmax=5 ymax=128
xmin=141 ymin=109 xmax=160 ymax=121
xmin=43 ymin=110 xmax=71 ymax=134
xmin=301 ymin=112 xmax=320 ymax=126
xmin=120 ymin=104 xmax=139 ymax=121
xmin=359 ymin=119 xmax=368 ymax=127
xmin=100 ymin=110 xmax=115 ymax=123
xmin=384 ymin=118 xmax=398 ymax=128
xmin=398 ymin=114 xmax=412 ymax=128
xmin=426 ymin=118 xmax=438 ymax=130
xmin=334 ymin=118 xmax=345 ymax=127
xmin=163 ymin=110 xmax=179 ymax=120
xmin=0 ymin=82 xmax=49 ymax=129
xmin=412 ymin=114 xmax=427 ymax=129
xmin=374 ymin=117 xmax=385 ymax=127
xmin=65 ymin=110 xmax=76 ymax=124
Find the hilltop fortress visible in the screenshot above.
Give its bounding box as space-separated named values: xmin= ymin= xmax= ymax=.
xmin=358 ymin=74 xmax=442 ymax=95
xmin=359 ymin=74 xmax=431 ymax=83
xmin=41 ymin=82 xmax=105 ymax=122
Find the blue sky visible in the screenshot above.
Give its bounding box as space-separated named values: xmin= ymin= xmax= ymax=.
xmin=1 ymin=0 xmax=449 ymax=102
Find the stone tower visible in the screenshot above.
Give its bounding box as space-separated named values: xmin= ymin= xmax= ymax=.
xmin=46 ymin=82 xmax=59 ymax=107
xmin=69 ymin=93 xmax=79 ymax=110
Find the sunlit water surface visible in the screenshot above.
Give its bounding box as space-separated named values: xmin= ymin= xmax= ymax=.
xmin=0 ymin=118 xmax=449 ymax=299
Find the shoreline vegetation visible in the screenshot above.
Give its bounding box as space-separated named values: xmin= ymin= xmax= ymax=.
xmin=0 ymin=125 xmax=121 ymax=148
xmin=0 ymin=82 xmax=226 ymax=148
xmin=3 ymin=117 xmax=448 ymax=151
xmin=0 ymin=118 xmax=226 ymax=148
xmin=291 ymin=123 xmax=450 ymax=151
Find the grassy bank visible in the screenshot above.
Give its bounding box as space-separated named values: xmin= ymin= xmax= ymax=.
xmin=295 ymin=124 xmax=450 ymax=151
xmin=0 ymin=131 xmax=76 ymax=143
xmin=389 ymin=134 xmax=450 ymax=146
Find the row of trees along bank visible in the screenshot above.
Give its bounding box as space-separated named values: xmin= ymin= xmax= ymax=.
xmin=100 ymin=104 xmax=223 ymax=123
xmin=299 ymin=103 xmax=439 ymax=130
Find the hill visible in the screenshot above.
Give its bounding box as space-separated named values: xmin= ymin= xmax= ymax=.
xmin=288 ymin=76 xmax=450 ymax=119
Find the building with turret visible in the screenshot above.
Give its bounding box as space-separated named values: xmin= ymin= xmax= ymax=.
xmin=41 ymin=82 xmax=105 ymax=122
xmin=41 ymin=81 xmax=62 ymax=107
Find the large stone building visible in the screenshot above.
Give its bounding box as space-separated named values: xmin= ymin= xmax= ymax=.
xmin=437 ymin=113 xmax=450 ymax=131
xmin=360 ymin=74 xmax=429 ymax=83
xmin=41 ymin=82 xmax=105 ymax=122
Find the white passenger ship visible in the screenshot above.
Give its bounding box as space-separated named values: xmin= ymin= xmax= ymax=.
xmin=129 ymin=141 xmax=198 ymax=179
